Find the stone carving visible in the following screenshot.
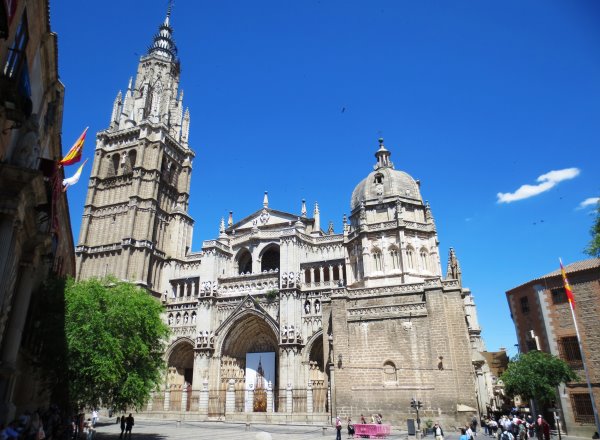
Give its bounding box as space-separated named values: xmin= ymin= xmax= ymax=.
xmin=348 ymin=303 xmax=427 ymax=320
xmin=196 ymin=330 xmax=214 ymax=348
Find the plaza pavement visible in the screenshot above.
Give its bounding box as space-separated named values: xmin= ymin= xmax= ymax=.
xmin=92 ymin=420 xmax=590 ymax=440
xmin=92 ymin=418 xmax=459 ymax=440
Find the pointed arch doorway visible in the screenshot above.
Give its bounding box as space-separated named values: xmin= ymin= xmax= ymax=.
xmin=220 ymin=313 xmax=279 ymax=413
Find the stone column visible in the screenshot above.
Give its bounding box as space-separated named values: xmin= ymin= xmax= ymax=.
xmin=328 ymin=265 xmax=334 ymax=286
xmin=319 ymin=266 xmax=324 ymax=284
xmin=225 ymin=379 xmax=235 ymax=414
xmin=182 ymin=384 xmax=188 ymax=412
xmin=164 ymin=387 xmax=170 ymax=411
xmin=199 ymin=378 xmax=209 ymax=415
xmin=307 ymin=381 xmax=313 ymax=414
xmin=338 ymin=264 xmax=344 ymax=284
xmin=309 ymin=267 xmax=315 ymax=286
xmin=246 ymin=384 xmax=254 ymax=413
xmin=267 ymin=381 xmax=273 ymax=413
xmin=286 ymin=383 xmax=293 ymax=414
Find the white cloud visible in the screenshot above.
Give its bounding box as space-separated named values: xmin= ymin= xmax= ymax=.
xmin=577 ymin=197 xmax=599 ymax=210
xmin=497 ymin=167 xmax=580 ymax=203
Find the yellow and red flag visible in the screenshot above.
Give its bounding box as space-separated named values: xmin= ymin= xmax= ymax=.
xmin=559 ymin=258 xmax=576 ymax=306
xmin=59 ymin=127 xmax=88 ymax=166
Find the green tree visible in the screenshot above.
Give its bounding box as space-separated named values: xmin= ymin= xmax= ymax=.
xmin=584 ymin=200 xmax=600 ymax=257
xmin=65 ymin=277 xmax=170 ymax=411
xmin=500 ymin=351 xmax=578 ymax=405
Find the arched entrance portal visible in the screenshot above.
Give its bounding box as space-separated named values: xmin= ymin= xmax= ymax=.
xmin=166 ymin=339 xmax=194 ymax=411
xmin=221 ymin=313 xmax=279 ymax=412
xmin=308 ymin=333 xmax=329 ymax=413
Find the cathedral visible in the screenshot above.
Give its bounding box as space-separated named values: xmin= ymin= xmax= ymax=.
xmin=75 ymin=11 xmax=491 ymax=426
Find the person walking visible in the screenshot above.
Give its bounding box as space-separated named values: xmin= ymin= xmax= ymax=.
xmin=91 ymin=410 xmax=98 ymax=427
xmin=125 ymin=414 xmax=134 ymax=438
xmin=347 ymin=417 xmax=355 ymax=439
xmin=119 ymin=415 xmax=126 ymax=438
xmin=335 ymin=416 xmax=342 ymax=440
xmin=433 ymin=422 xmax=444 ymax=440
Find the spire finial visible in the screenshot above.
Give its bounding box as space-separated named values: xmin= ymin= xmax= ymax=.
xmin=228 ymin=211 xmax=233 ymax=227
xmin=374 ymin=137 xmax=394 ymax=170
xmin=301 ymin=199 xmax=307 ymax=218
xmin=219 ymin=217 xmax=225 ymax=234
xmin=263 ymin=191 xmax=269 ymax=208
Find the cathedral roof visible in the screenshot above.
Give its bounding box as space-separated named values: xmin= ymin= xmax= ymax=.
xmin=350 ymin=139 xmax=422 ymax=210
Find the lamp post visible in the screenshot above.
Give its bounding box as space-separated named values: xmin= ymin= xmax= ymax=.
xmin=411 ymin=398 xmax=423 ymax=437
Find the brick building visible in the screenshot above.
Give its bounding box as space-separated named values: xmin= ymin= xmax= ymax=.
xmin=0 ymin=0 xmax=75 ymax=422
xmin=506 ymin=258 xmax=600 ymax=437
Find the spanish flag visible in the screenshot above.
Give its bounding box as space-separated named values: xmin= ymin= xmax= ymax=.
xmin=59 ymin=127 xmax=88 ymax=166
xmin=559 ymin=258 xmax=576 ymax=306
xmin=62 ymin=159 xmax=88 ymax=190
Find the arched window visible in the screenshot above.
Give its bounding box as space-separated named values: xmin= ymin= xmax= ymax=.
xmin=383 ymin=361 xmax=397 ymax=383
xmin=406 ymin=246 xmax=415 ymax=270
xmin=389 ymin=246 xmax=400 ymax=270
xmin=111 ymin=154 xmax=120 ymax=176
xmin=372 ymin=248 xmax=382 ymax=272
xmin=237 ymin=249 xmax=252 ymax=274
xmin=420 ymin=248 xmax=429 ymax=271
xmin=261 ymin=245 xmax=280 ymax=272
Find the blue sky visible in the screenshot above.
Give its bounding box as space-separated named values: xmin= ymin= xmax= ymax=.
xmin=51 ymin=1 xmax=600 ymax=356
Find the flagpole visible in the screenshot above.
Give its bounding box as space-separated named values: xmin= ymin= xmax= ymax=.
xmin=560 ymin=259 xmax=600 ymax=434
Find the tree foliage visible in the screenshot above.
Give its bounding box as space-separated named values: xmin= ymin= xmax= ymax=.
xmin=584 ymin=200 xmax=600 ymax=258
xmin=65 ymin=277 xmax=170 ymax=411
xmin=500 ymin=351 xmax=578 ymax=405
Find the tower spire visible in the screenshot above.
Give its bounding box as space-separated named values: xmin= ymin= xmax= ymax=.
xmin=148 ymin=4 xmax=178 ymax=61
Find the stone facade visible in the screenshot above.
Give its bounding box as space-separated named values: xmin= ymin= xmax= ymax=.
xmin=76 ymin=11 xmax=491 ymax=426
xmin=506 ymin=258 xmax=600 ymax=437
xmin=0 ymin=0 xmax=76 ymax=423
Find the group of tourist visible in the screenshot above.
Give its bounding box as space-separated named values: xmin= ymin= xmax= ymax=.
xmin=334 ymin=414 xmax=384 ymax=439
xmin=458 ymin=414 xmax=552 ymax=440
xmin=0 ymin=406 xmax=135 ymax=440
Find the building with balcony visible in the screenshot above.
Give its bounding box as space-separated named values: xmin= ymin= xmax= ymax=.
xmin=0 ymin=0 xmax=75 ymax=423
xmin=506 ymin=258 xmax=600 ymax=437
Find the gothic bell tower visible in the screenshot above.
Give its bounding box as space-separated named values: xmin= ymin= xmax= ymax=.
xmin=75 ymin=10 xmax=194 ymax=295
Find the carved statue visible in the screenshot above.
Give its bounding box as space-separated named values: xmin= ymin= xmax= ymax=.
xmin=183 ymin=313 xmax=189 ymax=324
xmin=282 ymin=325 xmax=288 ymax=342
xmin=289 ymin=325 xmax=295 ymax=341
xmin=204 ymin=330 xmax=209 ymax=345
xmin=314 ymin=300 xmax=321 ymax=314
xmin=168 ymin=315 xmax=173 ymax=325
xmin=304 ymin=300 xmax=311 ymax=314
xmin=209 ymin=331 xmax=215 ymax=346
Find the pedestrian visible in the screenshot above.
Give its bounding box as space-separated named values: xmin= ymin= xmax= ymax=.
xmin=360 ymin=414 xmax=366 ymax=424
xmin=472 ymin=416 xmax=479 ymax=435
xmin=347 ymin=417 xmax=354 ymax=439
xmin=466 ymin=425 xmax=475 ymax=440
xmin=376 ymin=414 xmax=382 ymax=424
xmin=335 ymin=416 xmax=342 ymax=440
xmin=535 ymin=416 xmax=549 ymax=440
xmin=500 ymin=428 xmax=514 ymax=440
xmin=460 ymin=428 xmax=470 ymax=440
xmin=91 ymin=410 xmax=98 ymax=427
xmin=125 ymin=414 xmax=134 ymax=438
xmin=433 ymin=422 xmax=444 ymax=440
xmin=119 ymin=415 xmax=126 ymax=438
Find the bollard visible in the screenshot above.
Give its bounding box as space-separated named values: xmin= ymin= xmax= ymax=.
xmin=246 ymin=423 xmax=250 ymax=431
xmin=176 ymin=420 xmax=180 ymax=428
xmin=323 ymin=426 xmax=328 ymax=436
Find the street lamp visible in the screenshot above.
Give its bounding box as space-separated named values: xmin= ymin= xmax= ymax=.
xmin=411 ymin=398 xmax=423 ymax=434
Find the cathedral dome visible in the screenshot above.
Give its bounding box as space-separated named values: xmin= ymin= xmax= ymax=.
xmin=350 ymin=139 xmax=422 ymax=210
